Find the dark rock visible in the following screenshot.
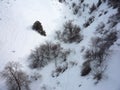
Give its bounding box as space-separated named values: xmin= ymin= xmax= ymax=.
xmin=32 ymin=21 xmax=46 ymax=36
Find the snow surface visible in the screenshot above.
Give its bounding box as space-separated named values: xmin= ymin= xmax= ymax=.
xmin=0 ymin=0 xmax=120 ymax=90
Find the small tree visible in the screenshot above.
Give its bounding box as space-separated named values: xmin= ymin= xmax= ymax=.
xmin=0 ymin=61 xmax=30 ymax=90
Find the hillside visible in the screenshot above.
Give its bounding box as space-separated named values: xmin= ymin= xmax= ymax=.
xmin=0 ymin=0 xmax=120 ymax=90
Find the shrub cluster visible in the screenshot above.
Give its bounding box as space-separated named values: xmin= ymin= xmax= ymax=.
xmin=81 ymin=29 xmax=117 ymax=82
xmin=108 ymin=0 xmax=120 ymax=8
xmin=29 ymin=42 xmax=70 ymax=69
xmin=56 ymin=21 xmax=83 ymax=43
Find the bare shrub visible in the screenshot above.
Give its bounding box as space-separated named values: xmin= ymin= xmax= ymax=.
xmin=97 ymin=0 xmax=102 ymax=7
xmin=104 ymin=31 xmax=117 ymax=47
xmin=51 ymin=63 xmax=68 ymax=77
xmin=104 ymin=11 xmax=108 ymax=14
xmin=0 ymin=61 xmax=30 ymax=90
xmin=30 ymin=72 xmax=42 ymax=81
xmin=108 ymin=0 xmax=120 ymax=8
xmin=32 ymin=21 xmax=46 ymax=36
xmin=95 ymin=22 xmax=105 ymax=34
xmin=73 ymin=5 xmax=80 ymax=15
xmin=89 ymin=4 xmax=96 ymax=14
xmin=98 ymin=13 xmax=102 ymax=17
xmin=80 ymin=0 xmax=84 ymax=3
xmin=109 ymin=13 xmax=120 ymax=23
xmin=83 ymin=16 xmax=95 ymax=28
xmin=80 ymin=46 xmax=85 ymax=52
xmin=56 ymin=21 xmax=83 ymax=43
xmin=58 ymin=0 xmax=66 ymax=3
xmin=83 ymin=21 xmax=90 ymax=28
xmin=29 ymin=42 xmax=70 ymax=69
xmin=72 ymin=2 xmax=76 ymax=8
xmin=81 ymin=29 xmax=117 ymax=81
xmin=69 ymin=61 xmax=77 ymax=67
xmin=108 ymin=15 xmax=119 ymax=28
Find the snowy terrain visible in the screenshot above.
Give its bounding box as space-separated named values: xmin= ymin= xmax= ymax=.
xmin=0 ymin=0 xmax=120 ymax=90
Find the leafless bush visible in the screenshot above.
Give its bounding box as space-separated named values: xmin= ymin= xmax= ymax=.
xmin=97 ymin=0 xmax=102 ymax=7
xmin=89 ymin=4 xmax=97 ymax=14
xmin=58 ymin=0 xmax=66 ymax=3
xmin=72 ymin=2 xmax=76 ymax=8
xmin=72 ymin=5 xmax=80 ymax=15
xmin=30 ymin=72 xmax=42 ymax=81
xmin=81 ymin=30 xmax=117 ymax=81
xmin=80 ymin=0 xmax=84 ymax=3
xmin=56 ymin=21 xmax=83 ymax=43
xmin=108 ymin=0 xmax=120 ymax=8
xmin=51 ymin=63 xmax=68 ymax=77
xmin=104 ymin=31 xmax=117 ymax=47
xmin=95 ymin=22 xmax=105 ymax=34
xmin=80 ymin=46 xmax=85 ymax=52
xmin=108 ymin=15 xmax=119 ymax=28
xmin=29 ymin=42 xmax=70 ymax=69
xmin=83 ymin=16 xmax=95 ymax=28
xmin=69 ymin=61 xmax=77 ymax=67
xmin=0 ymin=61 xmax=30 ymax=90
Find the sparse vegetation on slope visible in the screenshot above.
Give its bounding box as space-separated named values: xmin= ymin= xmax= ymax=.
xmin=29 ymin=42 xmax=70 ymax=69
xmin=56 ymin=21 xmax=83 ymax=43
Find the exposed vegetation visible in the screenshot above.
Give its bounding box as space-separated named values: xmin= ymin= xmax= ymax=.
xmin=29 ymin=42 xmax=70 ymax=69
xmin=83 ymin=16 xmax=95 ymax=28
xmin=0 ymin=61 xmax=30 ymax=90
xmin=89 ymin=4 xmax=96 ymax=14
xmin=32 ymin=21 xmax=46 ymax=36
xmin=81 ymin=27 xmax=117 ymax=82
xmin=108 ymin=0 xmax=120 ymax=8
xmin=56 ymin=21 xmax=83 ymax=43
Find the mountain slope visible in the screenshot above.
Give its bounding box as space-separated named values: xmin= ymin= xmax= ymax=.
xmin=0 ymin=0 xmax=120 ymax=90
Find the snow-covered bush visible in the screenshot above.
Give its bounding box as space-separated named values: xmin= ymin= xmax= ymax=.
xmin=29 ymin=42 xmax=70 ymax=69
xmin=56 ymin=21 xmax=83 ymax=43
xmin=32 ymin=21 xmax=46 ymax=36
xmin=0 ymin=61 xmax=30 ymax=90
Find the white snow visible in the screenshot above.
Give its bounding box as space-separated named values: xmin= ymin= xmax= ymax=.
xmin=0 ymin=0 xmax=120 ymax=90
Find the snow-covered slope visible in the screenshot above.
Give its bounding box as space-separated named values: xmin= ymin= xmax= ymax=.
xmin=0 ymin=0 xmax=60 ymax=68
xmin=0 ymin=0 xmax=120 ymax=90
